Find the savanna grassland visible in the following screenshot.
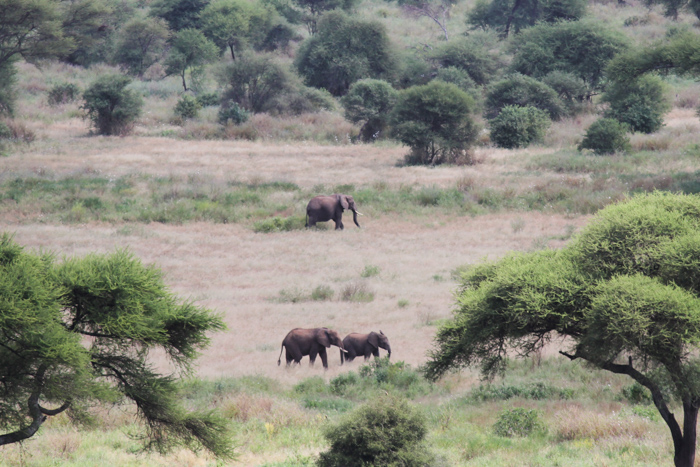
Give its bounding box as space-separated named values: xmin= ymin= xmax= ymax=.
xmin=2 ymin=0 xmax=700 ymax=464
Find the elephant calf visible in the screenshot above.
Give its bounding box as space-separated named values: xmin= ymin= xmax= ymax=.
xmin=341 ymin=331 xmax=391 ymax=364
xmin=278 ymin=327 xmax=348 ymax=369
xmin=306 ymin=194 xmax=362 ymax=230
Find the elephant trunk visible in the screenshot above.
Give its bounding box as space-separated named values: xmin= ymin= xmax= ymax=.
xmin=387 ymin=346 xmax=391 ymax=359
xmin=352 ymin=209 xmax=360 ymax=228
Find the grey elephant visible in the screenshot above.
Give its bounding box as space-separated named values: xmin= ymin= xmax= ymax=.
xmin=340 ymin=331 xmax=391 ymax=364
xmin=306 ymin=194 xmax=362 ymax=230
xmin=278 ymin=327 xmax=348 ymax=369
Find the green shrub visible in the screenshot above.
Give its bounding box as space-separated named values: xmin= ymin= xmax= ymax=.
xmin=602 ymin=75 xmax=670 ymax=134
xmin=541 ymin=71 xmax=589 ymax=114
xmin=81 ymin=74 xmax=143 ymax=136
xmin=341 ymin=79 xmax=397 ymax=142
xmin=317 ymin=395 xmax=434 ymax=467
xmin=489 ymin=105 xmax=551 ymax=148
xmin=303 ymin=397 xmax=354 ymax=412
xmin=621 ymin=382 xmax=653 ymax=405
xmin=578 ymin=118 xmax=631 ymax=155
xmin=252 ymin=215 xmax=305 ymax=233
xmin=360 ymin=265 xmax=380 ymax=278
xmin=330 ymin=372 xmax=360 ymax=396
xmin=467 ymin=0 xmax=586 ymax=36
xmin=310 ymin=285 xmax=334 ymax=301
xmin=218 ymin=103 xmax=250 ymax=125
xmin=196 ymin=92 xmax=220 ymax=107
xmin=47 ymin=83 xmax=80 ymax=106
xmin=493 ymin=408 xmax=545 ymax=437
xmin=429 ymin=32 xmax=505 ymax=85
xmin=471 ymin=382 xmax=574 ymax=401
xmin=295 ymin=11 xmax=396 ymax=96
xmin=391 ymin=81 xmax=479 ymax=166
xmin=294 ymin=376 xmax=329 ymax=396
xmin=0 ymin=121 xmax=11 ymax=140
xmin=340 ymin=281 xmax=374 ymax=302
xmin=174 ymin=94 xmax=202 ymax=119
xmin=485 ymin=74 xmax=565 ymax=120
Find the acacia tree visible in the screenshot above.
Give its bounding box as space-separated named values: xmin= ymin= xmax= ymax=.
xmin=164 ymin=28 xmax=219 ymax=91
xmin=425 ymin=192 xmax=700 ymax=467
xmin=341 ymin=79 xmax=397 ymax=142
xmin=0 ymin=234 xmax=231 ymax=457
xmin=200 ymin=0 xmax=273 ymax=60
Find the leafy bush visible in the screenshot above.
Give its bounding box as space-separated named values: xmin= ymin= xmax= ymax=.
xmin=47 ymin=83 xmax=80 ymax=106
xmin=360 ymin=265 xmax=381 ymax=278
xmin=174 ymin=94 xmax=202 ymax=119
xmin=471 ymin=382 xmax=574 ymax=401
xmin=0 ymin=62 xmax=17 ymax=116
xmin=317 ymin=395 xmax=434 ymax=467
xmin=310 ymin=285 xmax=334 ymax=301
xmin=0 ymin=121 xmax=12 ymax=140
xmin=196 ymin=92 xmax=220 ymax=107
xmin=493 ymin=408 xmax=545 ymax=437
xmin=578 ymin=118 xmax=631 ymax=155
xmin=485 ymin=74 xmax=565 ymax=120
xmin=489 ymin=105 xmax=551 ymax=148
xmin=541 ymin=71 xmax=589 ymax=114
xmin=429 ymin=32 xmax=505 ymax=85
xmin=252 ymin=215 xmax=305 ymax=233
xmin=602 ymin=75 xmax=670 ymax=134
xmin=508 ymin=19 xmax=629 ymax=93
xmin=340 ymin=281 xmax=375 ymax=302
xmin=467 ymin=0 xmax=586 ymax=36
xmin=391 ymin=81 xmax=479 ymax=166
xmin=112 ymin=17 xmax=170 ymax=76
xmin=218 ymin=103 xmax=250 ymax=125
xmin=621 ymin=382 xmax=653 ymax=405
xmin=341 ymin=79 xmax=397 ymax=142
xmin=219 ymin=52 xmax=294 ymax=113
xmin=295 ymin=11 xmax=396 ymax=96
xmin=82 ymin=74 xmax=143 ymax=136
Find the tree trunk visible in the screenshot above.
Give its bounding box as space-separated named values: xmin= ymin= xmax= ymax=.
xmin=674 ymin=402 xmax=698 ymax=467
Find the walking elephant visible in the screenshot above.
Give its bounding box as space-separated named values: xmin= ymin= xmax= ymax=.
xmin=278 ymin=327 xmax=347 ymax=369
xmin=340 ymin=331 xmax=391 ymax=364
xmin=306 ymin=194 xmax=362 ymax=230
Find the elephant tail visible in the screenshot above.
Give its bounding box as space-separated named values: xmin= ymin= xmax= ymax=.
xmin=278 ymin=343 xmax=285 ymax=366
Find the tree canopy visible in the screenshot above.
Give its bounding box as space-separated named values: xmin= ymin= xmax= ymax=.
xmin=0 ymin=234 xmax=231 ymax=458
xmin=426 ymin=192 xmax=700 ymax=467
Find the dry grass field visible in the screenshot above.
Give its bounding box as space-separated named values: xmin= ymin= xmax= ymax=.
xmin=0 ymin=117 xmax=592 ymax=387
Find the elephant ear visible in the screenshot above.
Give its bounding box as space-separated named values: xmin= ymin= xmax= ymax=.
xmin=338 ymin=195 xmax=349 ymax=210
xmin=368 ymin=332 xmax=379 ymax=348
xmin=318 ymin=329 xmax=331 ymax=348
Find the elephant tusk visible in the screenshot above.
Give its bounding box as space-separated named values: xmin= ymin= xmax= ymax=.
xmin=355 ymin=211 xmax=364 ymax=216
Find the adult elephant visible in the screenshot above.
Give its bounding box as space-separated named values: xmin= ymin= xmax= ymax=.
xmin=306 ymin=194 xmax=362 ymax=230
xmin=340 ymin=331 xmax=391 ymax=364
xmin=278 ymin=327 xmax=348 ymax=369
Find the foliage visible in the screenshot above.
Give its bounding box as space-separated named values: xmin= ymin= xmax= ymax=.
xmin=0 ymin=234 xmax=231 ymax=456
xmin=425 ymin=192 xmax=700 ymax=467
xmin=112 ymin=16 xmax=170 ymax=76
xmin=578 ymin=118 xmax=631 ymax=155
xmin=290 ymin=0 xmax=359 ymax=34
xmin=341 ymin=79 xmax=397 ymax=142
xmin=466 ymin=0 xmax=586 ymax=37
xmin=218 ymin=102 xmax=250 ymax=125
xmin=485 ymin=74 xmax=565 ymax=120
xmin=149 ymin=0 xmax=209 ymax=31
xmin=493 ymin=408 xmax=545 ymax=437
xmin=605 ymin=31 xmax=700 ymax=83
xmin=508 ymin=19 xmax=629 ymax=93
xmin=57 ymin=0 xmax=117 ymax=66
xmin=391 ymin=81 xmax=478 ymax=166
xmin=200 ymin=0 xmax=274 ymax=60
xmin=81 ymin=74 xmax=143 ymax=136
xmin=429 ymin=31 xmax=505 ymax=86
xmin=218 ymin=52 xmax=294 ymax=113
xmin=252 ymin=215 xmax=306 ymax=232
xmin=541 ymin=71 xmax=589 ymax=114
xmin=295 ymin=10 xmax=396 ymax=96
xmin=642 ymin=0 xmax=700 ymax=20
xmin=164 ymin=28 xmax=219 ymax=91
xmin=488 ymin=105 xmax=551 ymax=149
xmin=470 ymin=382 xmax=573 ymax=401
xmin=0 ymin=62 xmax=17 ymax=116
xmin=174 ymin=94 xmax=202 ymax=119
xmin=316 ymin=395 xmax=434 ymax=467
xmin=602 ymin=75 xmax=671 ymax=134
xmin=47 ymin=83 xmax=80 ymax=106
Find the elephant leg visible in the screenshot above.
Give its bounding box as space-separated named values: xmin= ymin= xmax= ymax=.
xmin=334 ymin=219 xmax=344 ymax=230
xmin=307 ymin=217 xmax=316 ymax=228
xmin=309 ymin=348 xmax=318 ymax=367
xmin=373 ymin=348 xmax=380 ymax=359
xmin=319 ymin=347 xmax=328 ymax=369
